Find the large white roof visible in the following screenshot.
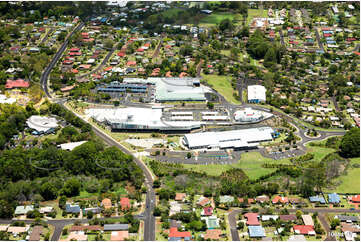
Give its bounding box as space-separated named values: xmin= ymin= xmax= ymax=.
xmin=58 ymin=141 xmax=87 ymax=151
xmin=86 ymin=107 xmax=201 ymax=130
xmin=183 ymin=127 xmax=273 ymax=148
xmin=26 ymin=115 xmax=58 ymax=132
xmin=248 ymin=85 xmax=266 ymax=102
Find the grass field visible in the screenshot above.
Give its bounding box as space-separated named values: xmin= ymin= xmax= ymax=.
xmin=202 ymin=74 xmax=242 ymax=104
xmin=328 ymin=157 xmax=360 ymax=194
xmin=247 ymin=9 xmax=268 ymax=24
xmin=183 ymin=152 xmax=291 ymax=179
xmin=200 ymin=12 xmax=236 ymax=25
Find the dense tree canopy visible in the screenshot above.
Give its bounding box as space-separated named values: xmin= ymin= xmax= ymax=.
xmin=339 ymin=128 xmax=360 ymax=158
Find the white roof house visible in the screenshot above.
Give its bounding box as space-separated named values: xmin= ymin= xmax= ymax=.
xmin=183 ymin=127 xmax=274 ymax=149
xmin=58 ymin=141 xmax=87 ymax=151
xmin=0 ymin=94 xmax=16 ymax=104
xmin=26 ymin=115 xmax=58 ymax=134
xmin=248 ymin=85 xmax=266 ymax=103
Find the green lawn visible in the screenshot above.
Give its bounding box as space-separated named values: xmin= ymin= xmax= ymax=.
xmin=183 ymin=152 xmax=291 ymax=179
xmin=75 ymin=191 xmax=98 ymax=199
xmin=305 ymin=144 xmax=336 ymax=163
xmin=202 ymin=74 xmax=241 ymax=104
xmin=328 ymin=157 xmax=360 ymax=194
xmin=200 ymin=12 xmax=237 ymax=25
xmin=246 ymin=9 xmax=268 ymax=24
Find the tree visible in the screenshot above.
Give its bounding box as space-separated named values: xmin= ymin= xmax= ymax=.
xmin=61 ymin=178 xmax=81 ymax=197
xmin=40 ymin=182 xmax=58 ymax=201
xmin=59 ymin=195 xmax=67 ymax=209
xmin=104 ymin=39 xmax=114 ymax=49
xmin=296 ymin=210 xmax=303 ymax=219
xmin=264 ymin=47 xmax=277 ymax=68
xmin=186 ymin=152 xmax=192 ymax=159
xmin=237 ymin=221 xmax=244 ymax=230
xmin=339 ymin=128 xmax=360 ymax=158
xmin=86 ymin=211 xmax=94 ymax=219
xmin=0 ymin=200 xmax=14 ymax=218
xmin=207 ymin=102 xmax=214 ymax=109
xmin=153 ymin=207 xmax=161 ymax=216
xmin=219 ymin=18 xmax=234 ymax=32
xmin=330 ymin=218 xmax=340 ymax=230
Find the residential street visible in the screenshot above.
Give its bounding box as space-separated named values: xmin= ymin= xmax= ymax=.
xmin=228 ymin=208 xmax=360 ymax=241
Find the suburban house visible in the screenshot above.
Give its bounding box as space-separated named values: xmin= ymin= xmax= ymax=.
xmin=293 ymin=225 xmax=315 ymax=235
xmin=175 ymin=193 xmax=187 ymax=202
xmin=65 ymin=203 xmax=80 ymax=214
xmin=197 ymin=197 xmax=210 ymax=207
xmin=110 ymin=231 xmax=129 ymax=241
xmin=328 ymin=193 xmax=341 ymax=204
xmin=104 ymin=224 xmax=129 ymax=231
xmin=201 ymin=207 xmax=213 ymax=216
xmin=279 ymin=214 xmax=297 ymax=221
xmin=14 ymin=205 xmax=34 ymax=216
xmin=248 ymin=225 xmax=266 ymax=238
xmin=302 ymin=215 xmax=314 ymax=226
xmin=101 ymin=198 xmax=112 ymax=209
xmin=204 ymin=229 xmax=222 ymax=240
xmin=5 ymin=79 xmax=30 ymax=89
xmin=120 ymin=197 xmax=131 ymax=210
xmin=202 ymin=216 xmax=220 ymax=229
xmin=272 ymin=196 xmax=289 ymax=204
xmin=244 ymin=213 xmax=260 ymax=226
xmin=168 ymin=227 xmax=191 ymax=241
xmin=309 ymin=195 xmax=326 ymax=204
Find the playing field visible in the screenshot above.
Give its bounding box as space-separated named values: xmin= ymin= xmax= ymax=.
xmin=200 ymin=12 xmax=236 ymax=25
xmin=247 ymin=9 xmax=268 ymax=24
xmin=202 ymin=74 xmax=242 ymax=104
xmin=183 ymin=152 xmax=291 ymax=179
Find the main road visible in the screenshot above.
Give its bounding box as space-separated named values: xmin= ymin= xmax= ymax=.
xmin=39 ymin=21 xmax=156 ymax=241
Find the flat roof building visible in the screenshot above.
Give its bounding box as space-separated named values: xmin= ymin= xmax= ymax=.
xmin=182 ymin=127 xmax=274 ymax=150
xmin=248 ymin=85 xmax=266 ymax=103
xmin=234 ymin=107 xmax=273 ymax=123
xmin=86 ymin=107 xmax=201 ymax=132
xmin=123 ymin=77 xmax=209 ymax=102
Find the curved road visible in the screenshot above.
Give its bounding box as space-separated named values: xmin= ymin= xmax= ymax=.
xmin=41 ymin=22 xmax=85 ymax=97
xmin=39 ymin=21 xmax=156 ymax=241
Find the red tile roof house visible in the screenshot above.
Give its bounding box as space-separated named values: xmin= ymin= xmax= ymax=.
xmin=204 ymin=229 xmax=222 ymax=240
xmin=175 ymin=193 xmax=186 ymax=202
xmin=272 ymin=196 xmax=289 ymax=204
xmin=120 ymin=197 xmax=130 ymax=210
xmin=244 ymin=213 xmax=260 ymax=226
xmin=5 ymin=79 xmax=30 ymax=89
xmin=127 ymin=61 xmax=136 ymax=66
xmin=117 ymin=52 xmax=126 ymax=57
xmin=293 ymin=225 xmax=315 ymax=235
xmin=69 ymin=48 xmax=80 ymax=52
xmin=202 ymin=207 xmax=213 ymax=216
xmin=169 ymin=227 xmax=191 ymax=241
xmin=350 ymin=195 xmax=360 ymax=203
xmin=197 ymin=197 xmax=211 ymax=207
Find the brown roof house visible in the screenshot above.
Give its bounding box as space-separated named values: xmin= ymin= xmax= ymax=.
xmin=175 ymin=193 xmax=187 ymax=202
xmin=102 ymin=198 xmax=112 ymax=210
